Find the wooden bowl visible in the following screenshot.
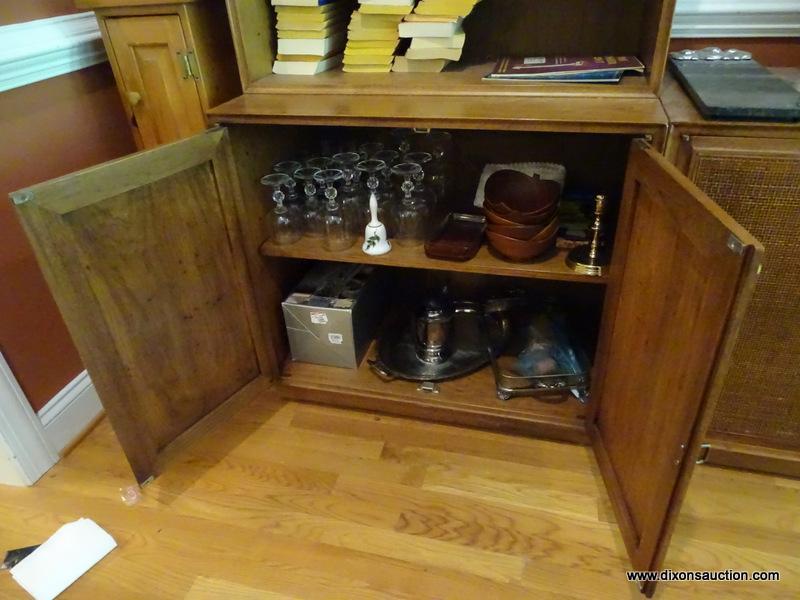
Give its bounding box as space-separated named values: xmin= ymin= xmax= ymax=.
xmin=484 ymin=204 xmax=558 ymax=226
xmin=486 ymin=222 xmax=547 ymax=240
xmin=529 ymin=215 xmax=560 ymax=241
xmin=484 ymin=169 xmax=560 ymax=214
xmin=486 ymin=229 xmax=558 ymax=262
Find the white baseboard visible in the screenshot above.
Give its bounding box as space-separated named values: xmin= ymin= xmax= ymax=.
xmin=39 ymin=370 xmax=103 ymax=454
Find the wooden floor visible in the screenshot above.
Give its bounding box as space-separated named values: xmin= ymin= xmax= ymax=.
xmin=1 ymin=388 xmax=798 ymax=599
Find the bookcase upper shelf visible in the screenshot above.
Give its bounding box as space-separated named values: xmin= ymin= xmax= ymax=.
xmin=224 ymin=0 xmax=676 ymax=100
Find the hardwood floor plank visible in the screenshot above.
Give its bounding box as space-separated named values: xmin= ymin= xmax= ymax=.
xmin=0 ymin=399 xmax=797 ymax=600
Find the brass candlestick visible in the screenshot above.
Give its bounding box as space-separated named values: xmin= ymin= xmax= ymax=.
xmin=566 ymin=194 xmax=610 ymax=277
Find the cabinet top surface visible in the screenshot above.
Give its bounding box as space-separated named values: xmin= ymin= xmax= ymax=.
xmin=662 ymin=71 xmax=800 ymax=133
xmin=208 ymin=91 xmax=668 ymax=133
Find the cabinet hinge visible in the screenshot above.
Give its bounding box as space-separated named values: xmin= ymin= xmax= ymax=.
xmin=726 ymin=234 xmax=744 ymax=255
xmin=10 ymin=190 xmax=33 ymax=205
xmin=696 ymin=443 xmax=711 ymax=465
xmin=177 ymin=50 xmax=200 ymax=80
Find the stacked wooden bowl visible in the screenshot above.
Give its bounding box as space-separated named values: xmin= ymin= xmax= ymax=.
xmin=483 ymin=170 xmax=560 ymax=261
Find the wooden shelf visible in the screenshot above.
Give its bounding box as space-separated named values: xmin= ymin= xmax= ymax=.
xmin=279 ymin=347 xmax=588 ymax=444
xmin=208 ymin=91 xmax=668 ymax=135
xmin=247 ymin=63 xmax=654 ymax=99
xmin=260 ymin=238 xmax=608 ymax=284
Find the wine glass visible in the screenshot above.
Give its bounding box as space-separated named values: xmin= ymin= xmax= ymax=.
xmin=391 ymin=162 xmax=429 ymax=247
xmin=294 ymin=166 xmax=324 ymax=238
xmin=314 ymin=169 xmax=355 ymax=251
xmin=358 ymin=142 xmax=384 ymax=161
xmin=403 ymin=151 xmax=438 ymax=209
xmin=260 ymin=173 xmax=302 ymax=246
xmin=273 ymin=160 xmax=303 ymax=218
xmin=332 ymin=151 xmax=365 ymax=237
xmin=305 ymin=156 xmax=332 ymax=170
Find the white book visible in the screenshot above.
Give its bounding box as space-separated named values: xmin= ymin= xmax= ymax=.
xmin=409 ymin=31 xmax=466 ymax=50
xmin=399 ymin=18 xmax=463 ymax=38
xmin=278 ymin=32 xmax=346 ymax=56
xmin=272 ymin=53 xmax=343 ymax=75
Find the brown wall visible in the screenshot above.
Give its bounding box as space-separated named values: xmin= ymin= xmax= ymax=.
xmin=670 ymin=37 xmax=800 ymax=68
xmin=0 ymin=1 xmax=81 ymax=26
xmin=1 ymin=3 xmax=136 ymax=411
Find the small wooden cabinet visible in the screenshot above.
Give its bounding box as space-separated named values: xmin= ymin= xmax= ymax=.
xmin=79 ymin=0 xmax=240 ymax=149
xmin=11 ymin=1 xmax=769 ymax=596
xmin=663 ymin=74 xmax=800 ymax=477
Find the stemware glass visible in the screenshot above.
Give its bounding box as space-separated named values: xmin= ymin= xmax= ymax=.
xmin=332 ymin=151 xmax=365 ymax=237
xmin=358 ymin=142 xmax=384 ymax=161
xmin=403 ymin=151 xmax=438 ymax=209
xmin=391 ymin=162 xmax=429 ymax=247
xmin=356 ymin=159 xmax=393 ymax=235
xmin=314 ymin=168 xmax=356 ymax=251
xmin=273 ymin=160 xmax=303 ymax=218
xmin=294 ymin=166 xmax=324 ymax=238
xmin=260 ymin=173 xmax=303 ymax=246
xmin=305 ymin=156 xmax=332 ymax=170
xmin=374 ymin=149 xmax=399 ymax=192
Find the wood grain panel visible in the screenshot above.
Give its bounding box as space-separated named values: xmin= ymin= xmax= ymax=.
xmin=12 ymin=130 xmax=262 ymax=483
xmin=589 ymin=142 xmax=763 ymax=588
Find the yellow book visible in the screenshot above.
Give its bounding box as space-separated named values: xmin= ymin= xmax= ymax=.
xmin=347 ymin=29 xmax=399 ymax=41
xmin=392 ymin=56 xmax=450 ymax=72
xmin=346 ymin=39 xmax=398 ymax=50
xmin=343 ymin=63 xmax=393 ymax=73
xmin=414 ymin=0 xmax=479 ymax=17
xmin=344 ymin=44 xmax=397 ymax=55
xmin=275 ymin=4 xmax=347 ymax=16
xmin=277 ymin=52 xmax=339 ymax=62
xmin=277 ymin=15 xmax=347 ymax=30
xmin=279 ymin=29 xmax=331 ymax=39
xmin=343 ymin=53 xmax=394 ymax=65
xmin=349 ymin=11 xmax=404 ymax=28
xmin=359 ymin=5 xmax=413 ymax=16
xmin=275 ymin=4 xmax=348 ymax=21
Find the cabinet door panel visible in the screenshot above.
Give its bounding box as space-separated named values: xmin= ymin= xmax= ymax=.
xmin=11 ymin=129 xmax=262 ymax=484
xmin=106 ymin=15 xmax=206 ymax=148
xmin=682 ymin=136 xmax=800 ymax=455
xmin=590 ymin=141 xmax=762 ymax=594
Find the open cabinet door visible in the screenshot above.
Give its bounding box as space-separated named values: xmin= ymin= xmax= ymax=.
xmin=10 ymin=128 xmax=269 ymax=484
xmin=590 ymin=141 xmax=763 ymax=596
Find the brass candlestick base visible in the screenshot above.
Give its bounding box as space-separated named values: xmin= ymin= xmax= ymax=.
xmin=566 ymin=245 xmax=610 ymax=276
xmin=567 ymin=194 xmax=610 ymax=277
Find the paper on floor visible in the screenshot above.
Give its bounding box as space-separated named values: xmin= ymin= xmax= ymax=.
xmin=10 ymin=518 xmax=117 ymax=600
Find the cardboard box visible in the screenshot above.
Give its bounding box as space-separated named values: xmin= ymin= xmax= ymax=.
xmin=282 ymin=264 xmax=384 ymax=369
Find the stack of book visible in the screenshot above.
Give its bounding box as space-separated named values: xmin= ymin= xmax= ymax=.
xmin=271 ymin=0 xmax=354 ymax=75
xmin=343 ymin=0 xmax=415 ymax=73
xmin=484 ymin=55 xmax=646 ymax=83
xmin=394 ymin=0 xmax=481 ymax=73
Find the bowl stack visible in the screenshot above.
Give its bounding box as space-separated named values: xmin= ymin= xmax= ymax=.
xmin=483 ymin=169 xmax=560 ymax=261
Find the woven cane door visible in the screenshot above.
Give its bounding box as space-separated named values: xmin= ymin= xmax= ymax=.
xmin=684 ymin=136 xmax=800 ymax=454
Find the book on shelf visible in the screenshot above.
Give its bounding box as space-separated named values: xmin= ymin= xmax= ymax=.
xmin=392 ymin=56 xmax=450 ymax=72
xmin=414 ymin=0 xmax=481 ymax=17
xmin=277 ymin=32 xmax=347 ymax=56
xmin=409 ymin=32 xmax=465 ymax=50
xmin=405 ymin=46 xmax=462 ymax=61
xmin=343 ymin=63 xmax=393 ymax=72
xmin=271 ymin=0 xmax=355 ymax=74
xmin=342 ymin=0 xmax=414 ymax=73
xmin=273 ymin=53 xmax=343 ymax=75
xmin=485 ymin=55 xmax=645 ymax=79
xmin=399 ymin=14 xmax=463 ymax=38
xmin=483 ymin=70 xmax=626 ymax=84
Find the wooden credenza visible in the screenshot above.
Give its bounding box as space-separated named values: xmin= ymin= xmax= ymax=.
xmin=663 ymin=74 xmax=800 ymax=477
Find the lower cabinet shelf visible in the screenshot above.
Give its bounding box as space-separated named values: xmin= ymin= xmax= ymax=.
xmin=278 ymin=344 xmax=589 ymax=445
xmin=261 ymin=239 xmax=608 ymax=284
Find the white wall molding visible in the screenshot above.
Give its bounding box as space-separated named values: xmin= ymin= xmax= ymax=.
xmin=0 ymin=12 xmax=107 ymax=93
xmin=673 ymin=0 xmax=800 ymax=37
xmin=39 ymin=370 xmax=103 ymax=454
xmin=0 ymin=353 xmax=58 ymax=486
